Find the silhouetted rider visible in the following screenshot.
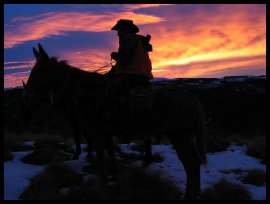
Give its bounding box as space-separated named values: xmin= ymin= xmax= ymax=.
xmin=105 ymin=19 xmax=153 ymax=124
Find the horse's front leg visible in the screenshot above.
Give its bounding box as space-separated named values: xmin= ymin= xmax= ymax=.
xmin=71 ymin=128 xmax=82 ymax=160
xmin=68 ymin=114 xmax=82 ymax=160
xmin=143 ymin=138 xmax=153 ymax=165
xmin=82 ymin=128 xmax=93 ymax=159
xmin=105 ymin=134 xmax=119 ymax=180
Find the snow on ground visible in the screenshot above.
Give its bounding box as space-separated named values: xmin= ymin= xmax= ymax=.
xmin=4 ymin=143 xmax=266 ymax=200
xmin=4 ymin=151 xmax=46 ymax=200
xmin=150 ymin=77 xmax=171 ymax=82
xmin=120 ymin=143 xmax=266 ymax=200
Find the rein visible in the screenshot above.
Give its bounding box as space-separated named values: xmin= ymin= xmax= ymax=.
xmin=93 ymin=60 xmax=116 ymax=73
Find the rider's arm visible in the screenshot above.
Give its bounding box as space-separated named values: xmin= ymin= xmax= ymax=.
xmin=111 ymin=52 xmax=118 ymax=61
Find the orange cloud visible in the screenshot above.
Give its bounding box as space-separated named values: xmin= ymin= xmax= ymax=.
xmin=4 ymin=4 xmax=266 ymax=88
xmin=60 ymin=48 xmax=113 ymax=73
xmin=140 ymin=4 xmax=266 ymax=78
xmin=4 ymin=71 xmax=30 ymax=88
xmin=5 ymin=11 xmax=165 ymax=48
xmin=4 ymin=60 xmax=35 ymax=70
xmin=122 ymin=4 xmax=173 ymax=10
xmin=152 ymin=55 xmax=265 ymax=78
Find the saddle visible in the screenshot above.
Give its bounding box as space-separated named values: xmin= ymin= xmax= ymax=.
xmin=74 ymin=83 xmax=158 ymax=120
xmin=117 ymin=85 xmax=157 ymax=116
xmin=128 ymin=85 xmax=156 ymax=114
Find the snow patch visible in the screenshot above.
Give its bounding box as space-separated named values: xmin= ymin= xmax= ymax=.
xmin=4 ymin=143 xmax=266 ymax=200
xmin=4 ymin=151 xmax=46 ymax=200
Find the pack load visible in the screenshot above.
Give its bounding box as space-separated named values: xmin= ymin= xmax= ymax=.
xmin=139 ymin=34 xmax=153 ymax=52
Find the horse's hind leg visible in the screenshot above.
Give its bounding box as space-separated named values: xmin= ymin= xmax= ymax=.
xmin=104 ymin=134 xmax=119 ymax=176
xmin=94 ymin=137 xmax=108 ymax=177
xmin=168 ymin=134 xmax=201 ymax=200
xmin=69 ymin=116 xmax=82 ymax=160
xmin=143 ymin=138 xmax=153 ymax=165
xmin=82 ymin=128 xmax=93 ymax=159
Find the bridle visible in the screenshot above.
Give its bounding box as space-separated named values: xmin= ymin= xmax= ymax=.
xmin=23 ymin=66 xmax=71 ymax=129
xmin=25 ymin=59 xmax=116 ymax=106
xmin=24 ymin=66 xmax=71 ymax=106
xmin=24 ymin=60 xmax=114 ymax=128
xmin=38 ymin=66 xmax=72 ymax=105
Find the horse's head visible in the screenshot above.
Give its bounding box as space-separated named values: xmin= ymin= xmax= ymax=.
xmin=23 ymin=43 xmax=70 ymax=105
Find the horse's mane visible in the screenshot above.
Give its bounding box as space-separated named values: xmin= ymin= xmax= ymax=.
xmin=50 ymin=56 xmax=72 ymax=69
xmin=49 ymin=56 xmax=104 ymax=85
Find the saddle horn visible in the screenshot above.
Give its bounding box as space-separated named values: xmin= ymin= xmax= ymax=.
xmin=38 ymin=43 xmax=49 ymax=60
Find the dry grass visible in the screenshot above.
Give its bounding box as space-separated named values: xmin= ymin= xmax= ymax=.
xmin=34 ymin=133 xmax=69 ymax=149
xmin=246 ymin=136 xmax=266 ymax=164
xmin=20 ymin=161 xmax=181 ymax=200
xmin=126 ymin=141 xmax=164 ymax=163
xmin=4 ymin=133 xmax=32 ymax=151
xmin=205 ymin=134 xmax=231 ymax=153
xmin=129 ymin=141 xmax=145 ymax=153
xmin=241 ymin=169 xmax=266 ymax=186
xmin=64 ymin=166 xmax=182 ymax=200
xmin=201 ymin=179 xmax=251 ymax=200
xmin=19 ymin=163 xmax=83 ymax=200
xmin=4 ymin=150 xmax=13 ymax=161
xmin=20 ymin=147 xmax=70 ymax=165
xmin=4 ymin=132 xmax=32 ymax=161
xmin=4 ymin=132 xmax=78 ymax=164
xmin=219 ymin=168 xmax=244 ymax=175
xmin=151 ymin=153 xmax=164 ymax=163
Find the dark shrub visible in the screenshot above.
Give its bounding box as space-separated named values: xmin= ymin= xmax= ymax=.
xmin=19 ymin=163 xmax=83 ymax=200
xmin=241 ymin=169 xmax=266 ymax=186
xmin=201 ymin=179 xmax=251 ymax=200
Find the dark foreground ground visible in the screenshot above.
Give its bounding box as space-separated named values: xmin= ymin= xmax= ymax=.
xmin=4 ymin=75 xmax=266 ymax=200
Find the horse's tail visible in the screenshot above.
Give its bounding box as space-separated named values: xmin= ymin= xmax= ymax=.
xmin=194 ymin=96 xmax=207 ymax=165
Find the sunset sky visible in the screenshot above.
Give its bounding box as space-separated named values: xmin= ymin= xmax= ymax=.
xmin=4 ymin=4 xmax=266 ymax=88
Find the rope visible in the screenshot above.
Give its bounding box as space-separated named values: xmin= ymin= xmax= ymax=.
xmin=94 ymin=60 xmax=116 ymax=73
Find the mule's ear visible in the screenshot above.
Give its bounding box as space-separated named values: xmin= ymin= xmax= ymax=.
xmin=38 ymin=43 xmax=49 ymax=60
xmin=32 ymin=47 xmax=39 ymax=60
xmin=22 ymin=80 xmax=27 ymax=89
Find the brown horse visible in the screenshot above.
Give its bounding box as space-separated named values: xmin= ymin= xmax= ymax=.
xmin=23 ymin=43 xmax=207 ymax=199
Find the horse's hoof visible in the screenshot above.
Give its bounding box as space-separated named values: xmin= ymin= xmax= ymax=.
xmin=86 ymin=153 xmax=92 ymax=159
xmin=71 ymin=154 xmax=79 ymax=160
xmin=107 ymin=174 xmax=118 ymax=182
xmin=143 ymin=156 xmax=153 ymax=166
xmin=143 ymin=161 xmax=152 ymax=166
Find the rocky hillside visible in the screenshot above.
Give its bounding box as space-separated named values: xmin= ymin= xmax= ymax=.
xmin=152 ymin=75 xmax=266 ymax=136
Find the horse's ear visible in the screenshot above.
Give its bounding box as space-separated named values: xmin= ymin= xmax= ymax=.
xmin=38 ymin=43 xmax=49 ymax=60
xmin=32 ymin=47 xmax=39 ymax=60
xmin=22 ymin=80 xmax=27 ymax=89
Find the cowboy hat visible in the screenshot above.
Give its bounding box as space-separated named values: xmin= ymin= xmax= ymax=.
xmin=111 ymin=19 xmax=139 ymax=33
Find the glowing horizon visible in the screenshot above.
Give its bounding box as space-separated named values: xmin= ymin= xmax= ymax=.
xmin=4 ymin=4 xmax=266 ymax=88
